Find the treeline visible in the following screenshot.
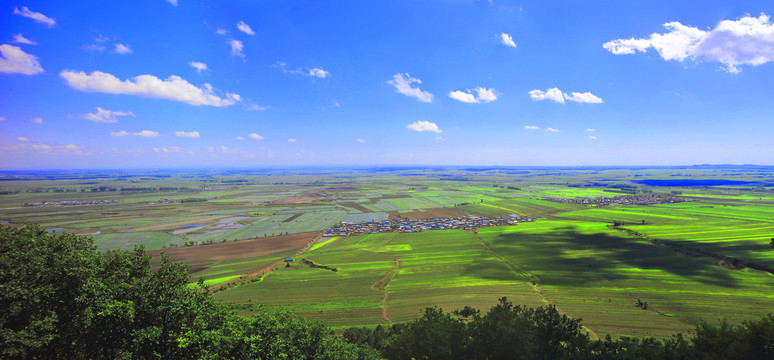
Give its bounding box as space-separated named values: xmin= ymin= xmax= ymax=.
xmin=344 ymin=299 xmax=774 ymax=359
xmin=2 ymin=224 xmax=772 ymax=359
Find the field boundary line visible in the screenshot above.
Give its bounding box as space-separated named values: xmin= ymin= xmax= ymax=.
xmin=471 ymin=230 xmax=600 ymax=340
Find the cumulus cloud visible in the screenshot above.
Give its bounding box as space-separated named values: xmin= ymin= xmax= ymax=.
xmin=603 ymin=13 xmax=774 ymax=73
xmin=524 ymin=125 xmax=540 ymax=130
xmin=229 ymin=39 xmax=244 ymax=58
xmin=275 ymin=62 xmax=330 ymax=78
xmin=83 ymin=107 xmax=134 ymax=123
xmin=189 ymin=61 xmax=208 ymax=73
xmin=134 ymin=130 xmax=159 ymax=137
xmin=288 ymin=138 xmax=297 ymax=143
xmin=60 ymin=70 xmax=241 ymax=107
xmin=175 ymin=130 xmax=200 ymax=138
xmin=17 ymin=137 xmax=29 ymax=142
xmin=0 ymin=44 xmax=44 ymax=75
xmin=356 ymin=139 xmax=366 ymax=143
xmin=546 ymin=127 xmax=560 ymax=132
xmin=13 ymin=6 xmax=56 ymax=27
xmin=500 ymin=33 xmax=517 ymax=48
xmin=110 ymin=130 xmax=129 ymax=136
xmin=31 ymin=117 xmax=43 ymax=124
xmin=248 ymin=133 xmax=264 ymax=140
xmin=407 ymin=120 xmax=441 ymax=133
xmin=450 ymin=87 xmax=498 ymax=103
xmin=528 ymin=87 xmax=603 ymax=104
xmin=236 ymin=21 xmax=255 ymax=35
xmin=114 ymin=43 xmax=132 ymax=54
xmin=388 ymin=73 xmax=433 ymax=103
xmin=12 ymin=33 xmax=36 ymax=45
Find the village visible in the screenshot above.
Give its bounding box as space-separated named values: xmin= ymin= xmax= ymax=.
xmin=543 ymin=193 xmax=692 ymax=206
xmin=23 ymin=199 xmax=121 ymax=207
xmin=325 ymin=215 xmax=536 ymax=236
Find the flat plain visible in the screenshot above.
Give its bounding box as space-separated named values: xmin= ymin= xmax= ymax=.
xmin=2 ymin=166 xmax=773 ymax=338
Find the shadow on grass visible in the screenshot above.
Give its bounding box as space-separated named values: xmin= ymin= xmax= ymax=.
xmin=465 ymin=228 xmax=744 ymax=289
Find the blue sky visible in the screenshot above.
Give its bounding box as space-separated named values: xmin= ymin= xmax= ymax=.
xmin=1 ymin=0 xmax=773 ymax=169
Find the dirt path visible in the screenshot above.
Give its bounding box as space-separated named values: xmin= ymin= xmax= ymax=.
xmin=370 ymin=256 xmax=400 ymax=323
xmin=471 ymin=231 xmax=600 ymax=340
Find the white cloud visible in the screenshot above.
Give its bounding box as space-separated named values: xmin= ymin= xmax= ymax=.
xmin=246 ymin=103 xmax=268 ymax=111
xmin=308 ymin=67 xmax=329 ymax=78
xmin=288 ymin=138 xmax=297 ymax=143
xmin=448 ymin=90 xmax=478 ymax=103
xmin=110 ymin=130 xmax=129 ymax=136
xmin=586 ymin=128 xmax=596 ymax=132
xmin=13 ymin=6 xmax=56 ymax=27
xmin=207 ymin=146 xmax=215 ymax=152
xmin=216 ymin=28 xmax=227 ymax=35
xmin=31 ymin=144 xmax=52 ymax=151
xmin=436 ymin=136 xmax=445 ymax=141
xmin=31 ymin=117 xmax=43 ymax=124
xmin=500 ymin=33 xmax=517 ymax=48
xmin=248 ymin=133 xmax=264 ymax=141
xmin=17 ymin=137 xmax=29 ymax=142
xmin=528 ymin=87 xmax=565 ymax=103
xmin=475 ymin=87 xmax=498 ymax=103
xmin=0 ymin=44 xmax=44 ymax=75
xmin=235 ymin=136 xmax=245 ymax=140
xmin=356 ymin=139 xmax=366 ymax=143
xmin=134 ymin=130 xmax=159 ymax=137
xmin=83 ymin=107 xmax=134 ymax=123
xmin=603 ymin=13 xmax=774 ymax=73
xmin=275 ymin=62 xmax=330 ymax=78
xmin=175 ymin=131 xmax=200 ymax=138
xmin=236 ymin=21 xmax=255 ymax=35
xmin=64 ymin=144 xmax=78 ymax=150
xmin=189 ymin=61 xmax=208 ymax=73
xmin=546 ymin=127 xmax=560 ymax=132
xmin=154 ymin=147 xmax=180 ymax=153
xmin=388 ymin=73 xmax=433 ymax=103
xmin=528 ymin=87 xmax=602 ymax=104
xmin=12 ymin=33 xmax=37 ymax=45
xmin=229 ymin=39 xmax=244 ymax=58
xmin=563 ymin=91 xmax=603 ymax=104
xmin=407 ymin=120 xmax=441 ymax=133
xmin=524 ymin=125 xmax=540 ymax=130
xmin=60 ymin=70 xmax=241 ymax=107
xmin=589 ymin=135 xmax=598 ymax=140
xmin=83 ymin=44 xmax=106 ymax=52
xmin=167 ymin=0 xmax=178 ymax=6
xmin=114 ymin=43 xmax=132 ymax=54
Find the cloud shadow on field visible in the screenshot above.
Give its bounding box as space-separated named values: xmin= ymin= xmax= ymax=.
xmin=465 ymin=228 xmax=743 ymax=289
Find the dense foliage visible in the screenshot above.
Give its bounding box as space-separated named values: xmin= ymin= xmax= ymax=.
xmin=345 ymin=298 xmax=774 ymax=360
xmin=0 ymin=224 xmax=377 ymax=359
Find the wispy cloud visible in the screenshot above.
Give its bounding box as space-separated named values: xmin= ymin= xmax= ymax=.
xmin=82 ymin=107 xmax=135 ymax=123
xmin=589 ymin=135 xmax=598 ymax=140
xmin=114 ymin=43 xmax=132 ymax=54
xmin=275 ymin=62 xmax=330 ymax=78
xmin=528 ymin=87 xmax=603 ymax=104
xmin=389 ymin=73 xmax=433 ymax=103
xmin=288 ymin=138 xmax=297 ymax=143
xmin=189 ymin=61 xmax=208 ymax=73
xmin=110 ymin=130 xmax=129 ymax=137
xmin=586 ymin=128 xmax=596 ymax=132
xmin=524 ymin=125 xmax=540 ymax=130
xmin=31 ymin=117 xmax=43 ymax=124
xmin=448 ymin=87 xmax=498 ymax=103
xmin=17 ymin=137 xmax=29 ymax=142
xmin=167 ymin=0 xmax=178 ymax=6
xmin=0 ymin=44 xmax=44 ymax=75
xmin=407 ymin=120 xmax=441 ymax=133
xmin=13 ymin=6 xmax=56 ymax=27
xmin=236 ymin=21 xmax=255 ymax=35
xmin=60 ymin=70 xmax=241 ymax=107
xmin=175 ymin=131 xmax=200 ymax=138
xmin=546 ymin=127 xmax=560 ymax=132
xmin=500 ymin=33 xmax=517 ymax=48
xmin=245 ymin=103 xmax=269 ymax=111
xmin=603 ymin=13 xmax=774 ymax=73
xmin=12 ymin=33 xmax=37 ymax=45
xmin=235 ymin=136 xmax=245 ymax=140
xmin=356 ymin=139 xmax=366 ymax=143
xmin=248 ymin=133 xmax=264 ymax=140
